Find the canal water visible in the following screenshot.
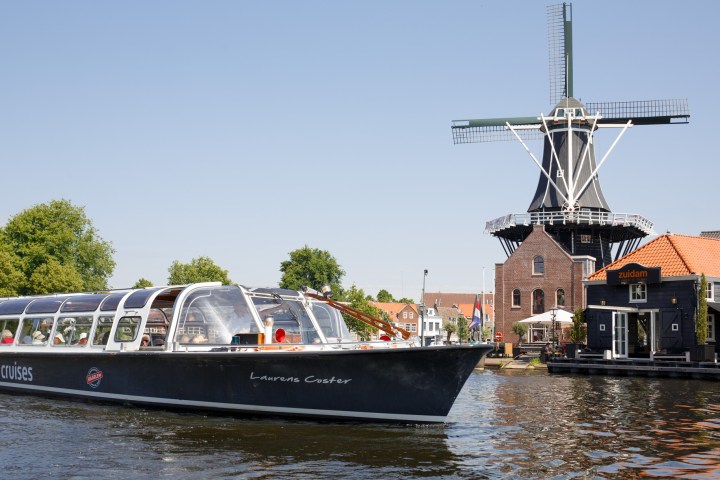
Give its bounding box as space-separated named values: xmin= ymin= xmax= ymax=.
xmin=1 ymin=370 xmax=719 ymax=479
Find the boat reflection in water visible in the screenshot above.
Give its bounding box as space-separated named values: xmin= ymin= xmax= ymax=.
xmin=0 ymin=282 xmax=491 ymax=423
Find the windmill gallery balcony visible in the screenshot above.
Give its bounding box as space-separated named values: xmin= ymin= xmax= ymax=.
xmin=485 ymin=211 xmax=654 ymax=237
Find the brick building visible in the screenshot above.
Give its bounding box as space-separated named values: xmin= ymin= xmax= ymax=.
xmin=495 ymin=224 xmax=594 ymax=346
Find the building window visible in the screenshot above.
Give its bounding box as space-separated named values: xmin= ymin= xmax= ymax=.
xmin=556 ymin=289 xmax=565 ymax=307
xmin=580 ymin=234 xmax=592 ymax=244
xmin=707 ymin=282 xmax=715 ymax=301
xmin=708 ymin=313 xmax=716 ymax=342
xmin=403 ymin=312 xmax=407 ymax=319
xmin=409 ymin=312 xmax=414 ymax=319
xmin=532 ymin=289 xmax=545 ymax=315
xmin=512 ymin=289 xmax=521 ymax=307
xmin=533 ymin=256 xmax=544 ymax=275
xmin=629 ymin=283 xmax=647 ymax=303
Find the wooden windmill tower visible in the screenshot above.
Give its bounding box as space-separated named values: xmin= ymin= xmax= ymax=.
xmin=451 ymin=3 xmax=689 ymax=269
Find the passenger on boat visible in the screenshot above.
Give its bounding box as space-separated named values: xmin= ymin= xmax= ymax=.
xmin=22 ymin=335 xmax=32 ymax=344
xmin=77 ymin=333 xmax=88 ymax=345
xmin=140 ymin=335 xmax=151 ymax=347
xmin=179 ymin=334 xmax=191 ymax=343
xmin=32 ymin=331 xmax=45 ymax=345
xmin=53 ymin=333 xmax=65 ymax=345
xmin=1 ymin=330 xmax=14 ymax=344
xmin=191 ymin=334 xmax=208 ymax=344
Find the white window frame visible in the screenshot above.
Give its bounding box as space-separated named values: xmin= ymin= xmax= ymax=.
xmin=402 ymin=311 xmax=407 ymax=319
xmin=708 ymin=313 xmax=716 ymax=342
xmin=512 ymin=289 xmax=521 ymax=307
xmin=706 ymin=282 xmax=715 ymax=301
xmin=533 ymin=256 xmax=544 ymax=275
xmin=629 ymin=283 xmax=647 ymax=303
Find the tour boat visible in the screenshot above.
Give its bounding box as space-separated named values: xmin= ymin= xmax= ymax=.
xmin=0 ymin=282 xmax=491 ymax=423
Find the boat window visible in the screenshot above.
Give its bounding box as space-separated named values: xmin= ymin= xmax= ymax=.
xmin=100 ymin=293 xmax=127 ymax=311
xmin=26 ymin=296 xmax=72 ymax=314
xmin=310 ymin=302 xmax=352 ymax=342
xmin=92 ymin=316 xmax=115 ymax=346
xmin=124 ymin=289 xmax=161 ymax=309
xmin=0 ymin=298 xmax=34 ymax=315
xmin=0 ymin=319 xmax=19 ymax=345
xmin=143 ymin=308 xmax=169 ymax=346
xmin=251 ymin=296 xmax=320 ymax=344
xmin=175 ymin=286 xmax=259 ymax=344
xmin=61 ymin=294 xmax=109 ymax=313
xmin=114 ymin=316 xmax=141 ymax=342
xmin=57 ymin=316 xmax=92 ymax=346
xmin=16 ymin=317 xmax=53 ymax=345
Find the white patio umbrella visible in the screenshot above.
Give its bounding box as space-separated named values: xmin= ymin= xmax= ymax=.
xmin=517 ymin=308 xmax=574 ymax=324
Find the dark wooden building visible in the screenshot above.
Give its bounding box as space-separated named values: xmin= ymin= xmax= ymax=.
xmin=584 ymin=234 xmax=720 ymax=361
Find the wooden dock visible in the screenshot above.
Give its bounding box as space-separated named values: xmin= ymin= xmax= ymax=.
xmin=548 ymin=358 xmax=720 ymax=380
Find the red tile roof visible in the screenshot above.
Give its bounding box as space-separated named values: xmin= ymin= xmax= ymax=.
xmin=370 ymin=302 xmax=418 ymax=319
xmin=588 ymin=234 xmax=720 ymax=281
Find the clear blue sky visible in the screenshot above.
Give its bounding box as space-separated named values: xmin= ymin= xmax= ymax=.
xmin=1 ymin=1 xmax=716 ymax=300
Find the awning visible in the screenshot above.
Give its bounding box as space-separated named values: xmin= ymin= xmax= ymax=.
xmin=517 ymin=308 xmax=574 ymax=324
xmin=708 ymin=302 xmax=720 ymax=313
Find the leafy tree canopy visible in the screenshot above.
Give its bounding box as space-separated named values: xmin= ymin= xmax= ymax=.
xmin=168 ymin=256 xmax=232 ymax=285
xmin=28 ymin=258 xmax=84 ymax=295
xmin=443 ymin=320 xmax=457 ymax=342
xmin=1 ymin=199 xmax=115 ymax=294
xmin=376 ymin=289 xmax=394 ymax=303
xmin=343 ymin=284 xmax=382 ymax=340
xmin=132 ymin=278 xmax=154 ymax=289
xmin=397 ymin=297 xmax=415 ymax=304
xmin=279 ymin=246 xmax=345 ymax=298
xmin=457 ymin=316 xmax=469 ymax=343
xmin=0 ymin=251 xmax=25 ymax=296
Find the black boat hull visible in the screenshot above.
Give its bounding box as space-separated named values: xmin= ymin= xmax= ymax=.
xmin=0 ymin=344 xmax=491 ymax=422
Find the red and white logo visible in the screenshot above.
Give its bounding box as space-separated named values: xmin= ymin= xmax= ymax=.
xmin=86 ymin=367 xmax=103 ymax=389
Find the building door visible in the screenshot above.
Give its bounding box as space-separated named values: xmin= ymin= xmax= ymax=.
xmin=649 ymin=311 xmax=661 ymax=354
xmin=612 ymin=311 xmax=628 ymax=358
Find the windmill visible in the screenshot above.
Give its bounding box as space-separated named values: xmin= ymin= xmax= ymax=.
xmin=451 ymin=3 xmax=689 ymax=269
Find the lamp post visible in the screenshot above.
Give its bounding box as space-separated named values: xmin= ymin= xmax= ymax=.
xmin=420 ymin=269 xmax=428 ymax=346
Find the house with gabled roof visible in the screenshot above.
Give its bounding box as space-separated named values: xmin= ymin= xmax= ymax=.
xmin=584 ymin=234 xmax=720 ymax=361
xmin=370 ymin=302 xmax=419 ymax=336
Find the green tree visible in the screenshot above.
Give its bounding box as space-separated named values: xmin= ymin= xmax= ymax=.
xmin=168 ymin=256 xmax=232 ymax=285
xmin=397 ymin=297 xmax=415 ymax=304
xmin=28 ymin=258 xmax=84 ymax=294
xmin=132 ymin=278 xmax=154 ymax=289
xmin=0 ymin=250 xmax=25 ymax=296
xmin=343 ymin=284 xmax=381 ymax=340
xmin=697 ymin=273 xmax=708 ymax=345
xmin=511 ymin=322 xmax=529 ymax=344
xmin=570 ymin=308 xmax=587 ymax=344
xmin=481 ymin=325 xmax=492 ymax=342
xmin=1 ymin=199 xmax=115 ymax=294
xmin=279 ymin=246 xmax=345 ymax=297
xmin=444 ymin=320 xmax=457 ymax=343
xmin=457 ymin=315 xmax=469 ymax=343
xmin=376 ymin=289 xmax=395 ymax=303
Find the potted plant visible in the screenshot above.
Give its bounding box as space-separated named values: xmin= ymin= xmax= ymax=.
xmin=511 ymin=322 xmax=528 ymax=357
xmin=566 ymin=308 xmax=587 ymax=359
xmin=691 ymin=274 xmax=715 ymax=362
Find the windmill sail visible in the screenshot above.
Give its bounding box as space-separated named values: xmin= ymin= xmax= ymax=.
xmin=450 ymin=2 xmax=690 ymax=269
